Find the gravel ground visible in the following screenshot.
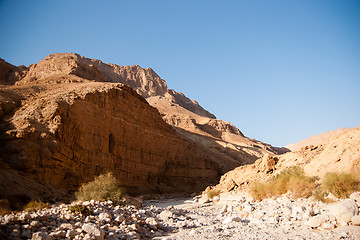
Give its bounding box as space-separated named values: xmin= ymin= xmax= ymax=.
xmin=1 ymin=192 xmax=360 ymax=239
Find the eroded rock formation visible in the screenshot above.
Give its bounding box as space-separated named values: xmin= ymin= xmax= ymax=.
xmin=0 ymin=53 xmax=285 ymax=207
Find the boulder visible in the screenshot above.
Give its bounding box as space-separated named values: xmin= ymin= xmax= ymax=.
xmin=328 ymin=199 xmax=359 ymax=223
xmin=350 ymin=192 xmax=360 ymax=205
xmin=306 ymin=215 xmax=327 ymax=228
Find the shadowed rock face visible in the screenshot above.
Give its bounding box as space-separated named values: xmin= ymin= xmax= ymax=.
xmin=0 ymin=82 xmax=219 ymax=200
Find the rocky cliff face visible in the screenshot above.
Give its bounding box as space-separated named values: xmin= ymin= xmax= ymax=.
xmin=15 ymin=53 xmax=286 ymax=170
xmin=18 ymin=53 xmax=215 ymax=119
xmin=0 ymin=82 xmax=219 ymax=206
xmin=0 ymin=53 xmax=284 ymax=207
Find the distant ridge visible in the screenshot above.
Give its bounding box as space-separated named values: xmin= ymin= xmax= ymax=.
xmin=286 ymin=127 xmax=351 ymax=151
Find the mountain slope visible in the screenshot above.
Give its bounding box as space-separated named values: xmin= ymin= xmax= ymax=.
xmin=215 ymin=127 xmax=360 ymax=192
xmin=15 ymin=53 xmax=287 ymax=171
xmin=286 ymin=127 xmax=351 ymax=151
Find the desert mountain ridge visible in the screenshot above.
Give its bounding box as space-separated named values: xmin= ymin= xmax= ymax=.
xmin=286 ymin=127 xmax=351 ymax=151
xmin=0 ymin=53 xmax=287 ymax=208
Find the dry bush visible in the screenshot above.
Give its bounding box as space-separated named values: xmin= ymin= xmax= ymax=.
xmin=249 ymin=167 xmax=316 ymax=201
xmin=249 ymin=182 xmax=268 ymax=201
xmin=207 ymin=189 xmax=220 ymax=200
xmin=313 ymin=189 xmax=334 ymax=203
xmin=24 ymin=200 xmax=50 ymax=212
xmin=69 ymin=205 xmax=91 ymax=216
xmin=323 ymin=172 xmax=360 ymax=198
xmin=75 ymin=172 xmax=125 ymax=202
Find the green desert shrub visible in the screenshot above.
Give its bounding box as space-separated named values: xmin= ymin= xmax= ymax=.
xmin=323 ymin=172 xmax=360 ymax=198
xmin=69 ymin=205 xmax=91 ymax=216
xmin=24 ymin=200 xmax=50 ymax=212
xmin=250 ymin=167 xmax=316 ymax=201
xmin=312 ymin=189 xmax=334 ymax=203
xmin=75 ymin=172 xmax=125 ymax=202
xmin=207 ymin=189 xmax=220 ymax=200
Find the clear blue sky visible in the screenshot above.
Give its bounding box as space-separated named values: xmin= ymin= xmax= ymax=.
xmin=1 ymin=0 xmax=359 ymax=147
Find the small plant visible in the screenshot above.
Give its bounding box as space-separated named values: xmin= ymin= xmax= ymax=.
xmin=323 ymin=172 xmax=360 ymax=198
xmin=249 ymin=182 xmax=268 ymax=201
xmin=207 ymin=189 xmax=220 ymax=200
xmin=249 ymin=167 xmax=316 ymax=201
xmin=75 ymin=172 xmax=125 ymax=202
xmin=24 ymin=200 xmax=50 ymax=212
xmin=69 ymin=205 xmax=91 ymax=216
xmin=313 ymin=189 xmax=334 ymax=203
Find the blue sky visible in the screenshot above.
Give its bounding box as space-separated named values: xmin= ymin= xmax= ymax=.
xmin=1 ymin=0 xmax=359 ymax=147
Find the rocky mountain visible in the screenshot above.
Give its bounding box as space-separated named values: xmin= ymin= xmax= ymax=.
xmin=216 ymin=126 xmax=360 ymax=192
xmin=286 ymin=127 xmax=351 ymax=151
xmin=0 ymin=53 xmax=286 ymax=208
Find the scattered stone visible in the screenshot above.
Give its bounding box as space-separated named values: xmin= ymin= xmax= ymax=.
xmin=31 ymin=232 xmax=54 ymax=240
xmin=158 ymin=210 xmax=173 ymax=221
xmin=306 ymin=215 xmax=327 ymax=228
xmin=223 ymin=216 xmax=242 ymax=224
xmin=82 ymin=223 xmax=105 ymax=240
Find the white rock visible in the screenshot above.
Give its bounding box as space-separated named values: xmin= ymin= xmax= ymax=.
xmin=350 ymin=192 xmax=360 ymax=205
xmin=199 ymin=196 xmax=211 ymax=204
xmin=243 ymin=204 xmax=254 ymax=213
xmin=145 ymin=217 xmax=159 ymax=229
xmin=328 ymin=199 xmax=358 ymax=223
xmin=98 ymin=212 xmax=112 ymax=222
xmin=4 ymin=214 xmax=16 ymax=224
xmin=213 ymin=196 xmax=220 ymax=202
xmin=190 ymin=229 xmax=200 ymax=235
xmin=223 ymin=216 xmax=242 ymax=224
xmin=221 ymin=204 xmax=228 ymax=214
xmin=31 ymin=232 xmax=54 ymax=240
xmin=59 ymin=223 xmax=73 ymax=230
xmin=115 ymin=215 xmax=125 ymax=222
xmin=127 ymin=231 xmax=140 ymax=239
xmin=82 ymin=223 xmax=105 ymax=240
xmin=321 ymin=222 xmax=335 ymax=229
xmin=291 ymin=206 xmax=305 ymax=218
xmin=351 ymin=215 xmax=360 ymax=226
xmin=158 ymin=210 xmax=173 ymax=221
xmin=30 ymin=220 xmax=40 ymax=227
xmin=50 ymin=230 xmax=66 ymax=238
xmin=82 ymin=201 xmax=91 ymax=206
xmin=306 ymin=215 xmax=327 ymax=228
xmin=18 ymin=212 xmax=31 ymax=221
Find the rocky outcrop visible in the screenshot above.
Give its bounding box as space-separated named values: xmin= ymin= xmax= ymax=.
xmin=0 ymin=58 xmax=26 ymax=85
xmin=286 ymin=127 xmax=351 ymax=151
xmin=214 ymin=127 xmax=360 ymax=193
xmin=0 ymin=82 xmax=219 ymax=205
xmin=17 ymin=53 xmax=215 ymax=119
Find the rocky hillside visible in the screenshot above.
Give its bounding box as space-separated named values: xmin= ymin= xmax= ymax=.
xmin=216 ymin=127 xmax=360 ymax=192
xmin=0 ymin=53 xmax=286 ymax=208
xmin=286 ymin=127 xmax=351 ymax=151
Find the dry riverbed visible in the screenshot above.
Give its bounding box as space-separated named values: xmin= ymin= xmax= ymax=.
xmin=1 ymin=192 xmax=360 ymax=239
